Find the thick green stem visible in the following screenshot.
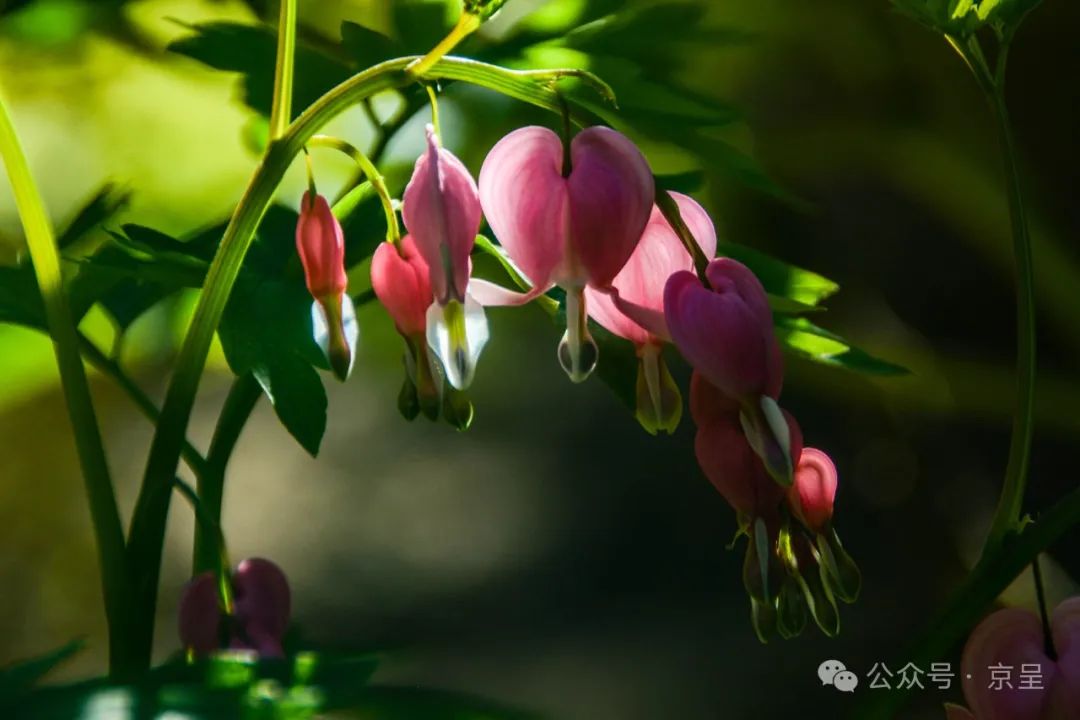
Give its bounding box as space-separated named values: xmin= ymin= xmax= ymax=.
xmin=0 ymin=92 xmax=132 ymax=676
xmin=193 ymin=374 xmax=261 ymax=574
xmin=268 ymin=0 xmax=297 ymax=141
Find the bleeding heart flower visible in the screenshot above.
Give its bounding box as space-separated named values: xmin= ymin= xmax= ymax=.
xmin=401 ymin=125 xmax=488 ymax=390
xmin=177 ymin=557 xmax=291 ymax=659
xmin=583 ymin=192 xmax=717 ymax=433
xmin=949 ymin=598 xmax=1080 ymax=720
xmin=296 ymin=191 xmax=357 ymax=382
xmin=666 ymin=258 xmax=791 ymax=484
xmin=690 ymin=372 xmax=801 ymax=519
xmin=478 ymin=125 xmax=654 ymax=382
xmin=788 ymin=448 xmax=838 ymax=534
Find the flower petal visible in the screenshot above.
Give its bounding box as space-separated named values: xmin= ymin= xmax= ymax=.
xmin=402 ymin=125 xmax=482 ymax=305
xmin=296 ymin=192 xmax=347 ymax=300
xmin=426 ymin=294 xmax=489 ymax=390
xmin=789 ymin=447 xmax=837 ymax=532
xmin=566 ymin=126 xmax=654 ymax=287
xmin=232 ymin=558 xmax=291 ymax=643
xmin=178 ymin=571 xmax=221 ymax=655
xmin=479 ymin=126 xmax=569 ymax=290
xmin=665 ymin=269 xmax=771 ymax=400
xmin=371 ymin=237 xmax=432 ymax=336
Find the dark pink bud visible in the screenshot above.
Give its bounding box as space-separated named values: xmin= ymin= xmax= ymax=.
xmin=690 ymin=373 xmax=802 ymax=518
xmin=296 ymin=192 xmax=347 ymax=301
xmin=788 ymin=448 xmax=837 ymax=533
xmin=402 ymin=125 xmax=482 ymax=306
xmin=664 ymin=258 xmax=782 ymax=402
xmin=232 ymin=558 xmax=291 ymax=654
xmin=178 ymin=571 xmax=221 ymax=656
xmin=371 ymin=236 xmax=433 ymax=338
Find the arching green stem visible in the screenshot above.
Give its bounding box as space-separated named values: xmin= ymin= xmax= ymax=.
xmin=308 ymin=134 xmax=400 ymax=242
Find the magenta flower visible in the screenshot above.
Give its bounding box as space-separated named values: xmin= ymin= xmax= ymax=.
xmin=478 ymin=125 xmax=654 ymax=381
xmin=581 ymin=192 xmax=716 ymax=433
xmin=296 ymin=191 xmax=357 ymax=382
xmin=665 ymin=257 xmax=792 ymax=484
xmin=787 ymin=448 xmax=838 ymax=534
xmin=690 ymin=372 xmax=801 ymax=519
xmin=401 ymin=125 xmax=488 ymax=390
xmin=948 ymin=598 xmax=1080 ymax=720
xmin=178 ymin=557 xmax=291 ymax=659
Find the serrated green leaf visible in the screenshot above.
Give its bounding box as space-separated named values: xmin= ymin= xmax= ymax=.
xmin=775 ymin=316 xmax=909 ymax=376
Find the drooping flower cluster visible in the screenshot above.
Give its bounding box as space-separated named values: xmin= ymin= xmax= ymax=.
xmin=291 ymin=116 xmax=858 ymax=642
xmin=670 ymin=258 xmax=860 ymax=641
xmin=947 ymin=597 xmax=1080 ymax=720
xmin=178 ymin=557 xmax=291 ymax=658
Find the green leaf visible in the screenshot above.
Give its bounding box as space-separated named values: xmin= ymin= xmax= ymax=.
xmin=0 ymin=639 xmax=84 ymax=699
xmin=654 ymin=170 xmax=706 ymax=194
xmin=715 ymin=242 xmax=839 ymax=307
xmin=339 ymin=21 xmax=402 ymax=69
xmin=219 ymin=275 xmax=328 ymax=457
xmin=56 ymin=184 xmax=129 ymax=250
xmin=774 ymin=317 xmax=909 ymax=376
xmin=168 ymin=22 xmax=352 ymax=117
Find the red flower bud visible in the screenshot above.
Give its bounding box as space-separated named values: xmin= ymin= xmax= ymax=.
xmin=788 ymin=447 xmax=838 ymax=533
xmin=371 ymin=236 xmax=433 ymax=338
xmin=296 ymin=192 xmax=347 ymax=301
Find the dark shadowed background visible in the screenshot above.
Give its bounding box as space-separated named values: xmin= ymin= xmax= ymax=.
xmin=0 ymin=0 xmax=1078 ymax=718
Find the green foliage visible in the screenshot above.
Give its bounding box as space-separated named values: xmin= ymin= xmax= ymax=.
xmin=6 ymin=649 xmax=535 ymax=720
xmin=891 ymin=0 xmax=1045 ymax=37
xmin=775 ymin=317 xmax=909 ymax=376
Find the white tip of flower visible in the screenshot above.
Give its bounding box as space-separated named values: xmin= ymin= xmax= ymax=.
xmin=312 ymin=294 xmax=359 ymax=380
xmin=426 ymin=294 xmax=488 ymax=390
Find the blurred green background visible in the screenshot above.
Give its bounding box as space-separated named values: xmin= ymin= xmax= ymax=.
xmin=1 ymin=0 xmax=1078 ymax=718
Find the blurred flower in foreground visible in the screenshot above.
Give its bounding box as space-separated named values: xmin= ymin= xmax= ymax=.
xmin=477 ymin=125 xmax=653 ymax=382
xmin=402 ymin=124 xmax=487 ymax=391
xmin=179 ymin=558 xmax=291 ymax=658
xmin=946 ymin=597 xmax=1080 ymax=720
xmin=585 ymin=193 xmax=717 ymax=434
xmin=296 ymin=192 xmax=357 ymax=381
